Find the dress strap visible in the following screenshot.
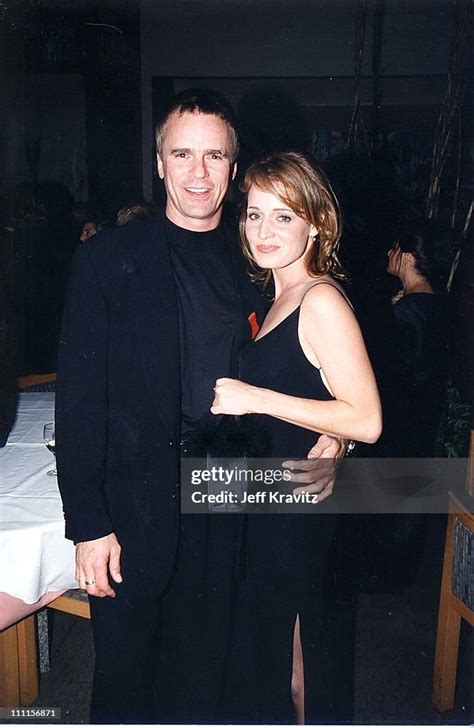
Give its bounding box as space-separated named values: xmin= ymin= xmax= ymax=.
xmin=300 ymin=280 xmax=353 ymax=309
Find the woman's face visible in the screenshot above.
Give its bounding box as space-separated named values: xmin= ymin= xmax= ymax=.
xmin=244 ymin=185 xmax=314 ymax=271
xmin=387 ymin=242 xmax=403 ymax=277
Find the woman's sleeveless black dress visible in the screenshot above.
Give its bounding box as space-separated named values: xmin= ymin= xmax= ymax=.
xmin=220 ymin=299 xmax=337 ymax=724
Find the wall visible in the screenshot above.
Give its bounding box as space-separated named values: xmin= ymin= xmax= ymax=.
xmin=0 ymin=74 xmax=88 ymax=199
xmin=140 ymin=0 xmax=453 ymax=197
xmin=2 ymin=0 xmax=142 ymax=213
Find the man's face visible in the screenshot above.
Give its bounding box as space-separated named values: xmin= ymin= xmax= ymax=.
xmin=80 ymin=222 xmax=98 ymax=242
xmin=157 ymin=111 xmax=237 ymax=232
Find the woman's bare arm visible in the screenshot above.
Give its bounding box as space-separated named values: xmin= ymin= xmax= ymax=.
xmin=211 ymin=285 xmax=382 ymax=444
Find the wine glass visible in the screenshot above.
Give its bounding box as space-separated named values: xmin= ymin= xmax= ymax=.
xmin=43 ymin=423 xmax=57 ymax=477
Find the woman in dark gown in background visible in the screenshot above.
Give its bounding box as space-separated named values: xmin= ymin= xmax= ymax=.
xmin=383 ymin=222 xmax=449 ymax=456
xmin=360 ymin=222 xmax=450 ymax=594
xmin=211 ymin=151 xmax=382 ymax=723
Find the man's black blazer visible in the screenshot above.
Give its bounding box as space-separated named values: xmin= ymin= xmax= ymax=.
xmin=55 ymin=212 xmax=263 ymax=594
xmin=56 ymin=215 xmax=182 ymax=593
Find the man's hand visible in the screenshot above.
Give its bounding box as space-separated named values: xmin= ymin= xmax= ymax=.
xmin=75 ymin=532 xmax=122 ymax=598
xmin=283 ymin=434 xmax=347 ymax=503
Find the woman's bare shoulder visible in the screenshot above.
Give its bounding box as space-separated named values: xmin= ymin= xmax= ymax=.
xmin=301 ymin=276 xmax=352 ymax=312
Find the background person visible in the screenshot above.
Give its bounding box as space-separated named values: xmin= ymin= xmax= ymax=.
xmin=79 ymin=218 xmax=102 ymax=242
xmin=116 ymin=199 xmax=155 ymax=226
xmin=360 ymin=220 xmax=451 ymax=594
xmin=382 ymin=219 xmax=449 ymax=456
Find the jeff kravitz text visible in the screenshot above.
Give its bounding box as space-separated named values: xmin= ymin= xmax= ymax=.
xmin=191 ymin=490 xmax=319 ymax=505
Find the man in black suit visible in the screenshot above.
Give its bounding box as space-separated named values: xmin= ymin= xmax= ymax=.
xmin=56 ymin=89 xmax=342 ymax=723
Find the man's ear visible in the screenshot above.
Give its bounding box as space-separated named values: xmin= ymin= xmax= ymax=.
xmin=157 ymin=156 xmax=164 ymax=179
xmin=231 ymin=162 xmax=237 ymax=181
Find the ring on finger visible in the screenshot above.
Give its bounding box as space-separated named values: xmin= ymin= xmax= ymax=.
xmin=85 ymin=578 xmax=96 ymax=586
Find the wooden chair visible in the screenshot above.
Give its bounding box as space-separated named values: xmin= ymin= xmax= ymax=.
xmin=17 ymin=373 xmax=56 ymax=392
xmin=0 ymin=591 xmax=90 ymax=708
xmin=432 ymin=440 xmax=474 ymax=711
xmin=0 ymin=616 xmax=38 ymax=708
xmin=47 ymin=589 xmax=90 ymax=620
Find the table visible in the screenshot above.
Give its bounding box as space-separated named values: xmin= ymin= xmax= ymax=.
xmin=0 ymin=393 xmax=77 ymax=707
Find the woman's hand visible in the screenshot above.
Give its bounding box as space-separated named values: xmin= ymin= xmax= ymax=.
xmin=210 ymin=378 xmax=259 ymax=416
xmin=391 ymin=289 xmax=405 ymax=304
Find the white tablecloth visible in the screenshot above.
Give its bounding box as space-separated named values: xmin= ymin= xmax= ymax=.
xmin=0 ymin=393 xmax=76 ymax=604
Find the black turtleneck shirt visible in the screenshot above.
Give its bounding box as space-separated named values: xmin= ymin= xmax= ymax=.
xmin=164 ymin=217 xmax=261 ymax=436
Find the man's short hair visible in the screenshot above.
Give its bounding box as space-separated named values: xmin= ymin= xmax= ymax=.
xmin=155 ymin=88 xmax=240 ymax=163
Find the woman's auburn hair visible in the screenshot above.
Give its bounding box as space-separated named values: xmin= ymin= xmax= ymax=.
xmin=239 ymin=150 xmax=346 ymax=286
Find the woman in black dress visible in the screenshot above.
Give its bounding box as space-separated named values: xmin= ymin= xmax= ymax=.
xmin=384 ymin=223 xmax=449 ymax=456
xmin=360 ymin=223 xmax=450 ymax=594
xmin=212 ymin=151 xmax=382 ymax=723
